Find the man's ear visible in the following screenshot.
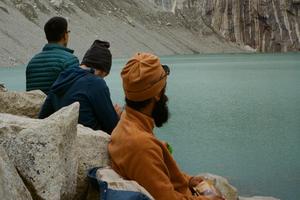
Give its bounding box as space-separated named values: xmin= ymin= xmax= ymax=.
xmin=154 ymin=95 xmax=160 ymax=102
xmin=154 ymin=87 xmax=165 ymax=102
xmin=62 ymin=32 xmax=68 ymax=43
xmin=65 ymin=32 xmax=69 ymax=40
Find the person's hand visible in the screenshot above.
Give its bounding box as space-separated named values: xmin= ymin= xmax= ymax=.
xmin=114 ymin=104 xmax=123 ymax=118
xmin=189 ymin=176 xmax=204 ymax=188
xmin=190 ymin=177 xmax=227 ymax=200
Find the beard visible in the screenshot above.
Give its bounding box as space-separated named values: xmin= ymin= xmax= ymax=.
xmin=152 ymin=94 xmax=169 ymax=127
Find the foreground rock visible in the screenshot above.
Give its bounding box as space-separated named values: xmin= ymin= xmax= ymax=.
xmin=197 ymin=173 xmax=238 ymax=200
xmin=0 ymin=101 xmax=112 ymax=199
xmin=0 ymin=145 xmax=33 ymax=200
xmin=75 ymin=124 xmax=111 ymax=199
xmin=0 ymin=103 xmax=79 ymax=200
xmin=0 ymin=90 xmax=46 ymax=118
xmin=0 ymin=83 xmax=6 ymax=92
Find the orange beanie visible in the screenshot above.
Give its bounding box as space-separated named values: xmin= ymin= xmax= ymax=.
xmin=121 ymin=53 xmax=168 ymax=101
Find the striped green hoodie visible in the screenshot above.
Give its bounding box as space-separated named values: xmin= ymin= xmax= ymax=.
xmin=26 ymin=43 xmax=79 ymax=94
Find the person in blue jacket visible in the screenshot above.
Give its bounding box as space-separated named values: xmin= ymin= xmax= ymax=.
xmin=39 ymin=40 xmax=121 ymax=134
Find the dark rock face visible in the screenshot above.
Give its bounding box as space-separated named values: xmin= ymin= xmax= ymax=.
xmin=154 ymin=0 xmax=300 ymax=52
xmin=186 ymin=0 xmax=300 ymax=52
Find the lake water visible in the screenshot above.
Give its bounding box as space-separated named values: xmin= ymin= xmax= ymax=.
xmin=1 ymin=53 xmax=300 ymax=200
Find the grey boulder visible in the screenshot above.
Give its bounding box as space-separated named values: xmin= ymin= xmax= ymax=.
xmin=75 ymin=124 xmax=111 ymax=199
xmin=0 ymin=90 xmax=46 ymax=118
xmin=0 ymin=103 xmax=79 ymax=200
xmin=0 ymin=145 xmax=33 ymax=200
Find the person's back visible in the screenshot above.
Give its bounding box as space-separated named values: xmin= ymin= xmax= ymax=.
xmin=39 ymin=40 xmax=120 ymax=134
xmin=26 ymin=16 xmax=79 ymax=94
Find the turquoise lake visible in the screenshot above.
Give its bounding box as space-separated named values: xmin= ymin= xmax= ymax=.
xmin=1 ymin=53 xmax=299 ymax=200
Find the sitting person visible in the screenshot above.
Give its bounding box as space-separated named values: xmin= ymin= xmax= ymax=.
xmin=39 ymin=40 xmax=120 ymax=134
xmin=26 ymin=16 xmax=79 ymax=94
xmin=108 ymin=53 xmax=224 ymax=200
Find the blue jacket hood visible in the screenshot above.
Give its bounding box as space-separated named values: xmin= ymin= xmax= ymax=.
xmin=51 ymin=67 xmax=91 ymax=96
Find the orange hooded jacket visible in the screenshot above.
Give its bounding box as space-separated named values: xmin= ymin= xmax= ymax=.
xmin=108 ymin=106 xmax=209 ymax=200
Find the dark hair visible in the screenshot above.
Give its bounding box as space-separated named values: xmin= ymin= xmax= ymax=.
xmin=125 ymin=87 xmax=166 ymax=111
xmin=44 ymin=16 xmax=68 ymax=42
xmin=125 ymin=98 xmax=152 ymax=111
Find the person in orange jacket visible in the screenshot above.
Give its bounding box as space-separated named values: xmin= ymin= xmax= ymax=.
xmin=108 ymin=52 xmax=225 ymax=200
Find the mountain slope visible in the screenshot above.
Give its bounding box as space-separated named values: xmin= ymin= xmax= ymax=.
xmin=0 ymin=0 xmax=243 ymax=67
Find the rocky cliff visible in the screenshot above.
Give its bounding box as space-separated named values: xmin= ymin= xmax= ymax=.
xmin=0 ymin=0 xmax=298 ymax=67
xmin=0 ymin=0 xmax=242 ymax=67
xmin=162 ymin=0 xmax=300 ymax=52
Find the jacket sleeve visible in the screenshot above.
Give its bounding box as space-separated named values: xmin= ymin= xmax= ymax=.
xmin=89 ymin=85 xmax=119 ymax=134
xmin=182 ymin=172 xmax=193 ymax=185
xmin=38 ymin=95 xmax=55 ymax=119
xmin=126 ymin=141 xmax=210 ymax=200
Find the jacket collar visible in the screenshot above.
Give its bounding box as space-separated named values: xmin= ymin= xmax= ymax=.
xmin=42 ymin=43 xmax=74 ymax=53
xmin=124 ymin=106 xmax=155 ymax=134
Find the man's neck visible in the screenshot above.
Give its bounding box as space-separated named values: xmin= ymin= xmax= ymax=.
xmin=48 ymin=41 xmax=67 ymax=47
xmin=80 ymin=65 xmax=90 ymax=70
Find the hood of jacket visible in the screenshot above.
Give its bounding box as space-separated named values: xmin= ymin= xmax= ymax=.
xmin=50 ymin=67 xmax=91 ymax=96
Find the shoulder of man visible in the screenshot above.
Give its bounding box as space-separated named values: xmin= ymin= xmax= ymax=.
xmin=41 ymin=44 xmax=78 ymax=61
xmin=128 ymin=131 xmax=164 ymax=154
xmin=86 ymin=75 xmax=108 ymax=90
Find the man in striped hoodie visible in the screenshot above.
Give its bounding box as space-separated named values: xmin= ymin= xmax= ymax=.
xmin=26 ymin=16 xmax=79 ymax=94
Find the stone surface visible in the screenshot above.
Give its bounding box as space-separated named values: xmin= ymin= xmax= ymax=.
xmin=0 ymin=145 xmax=33 ymax=200
xmin=180 ymin=0 xmax=300 ymax=52
xmin=0 ymin=103 xmax=79 ymax=200
xmin=0 ymin=83 xmax=6 ymax=92
xmin=239 ymin=196 xmax=280 ymax=200
xmin=0 ymin=114 xmax=40 ymax=148
xmin=197 ymin=173 xmax=238 ymax=200
xmin=0 ymin=90 xmax=46 ymax=118
xmin=160 ymin=0 xmax=300 ymax=52
xmin=75 ymin=124 xmax=111 ymax=199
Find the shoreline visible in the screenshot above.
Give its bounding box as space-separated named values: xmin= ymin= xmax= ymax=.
xmin=3 ymin=51 xmax=300 ymax=68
